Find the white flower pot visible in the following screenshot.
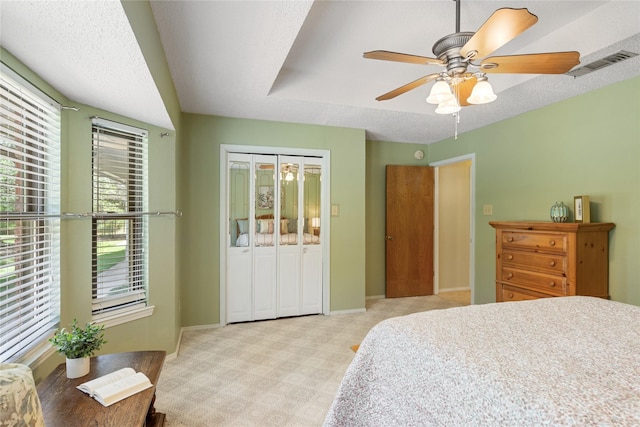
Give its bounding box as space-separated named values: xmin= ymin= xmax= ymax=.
xmin=66 ymin=357 xmax=90 ymax=379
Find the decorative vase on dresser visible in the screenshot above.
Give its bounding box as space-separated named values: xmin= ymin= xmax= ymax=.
xmin=489 ymin=221 xmax=615 ymax=302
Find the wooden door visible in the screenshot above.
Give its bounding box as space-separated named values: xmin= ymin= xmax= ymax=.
xmin=386 ymin=165 xmax=434 ymax=297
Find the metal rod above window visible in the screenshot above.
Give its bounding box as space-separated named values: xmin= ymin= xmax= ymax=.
xmin=0 ymin=211 xmax=182 ymax=220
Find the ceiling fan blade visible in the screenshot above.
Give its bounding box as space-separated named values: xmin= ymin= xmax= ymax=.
xmin=375 ymin=73 xmax=440 ymax=101
xmin=452 ymin=76 xmax=477 ymax=107
xmin=364 ymin=50 xmax=444 ymax=66
xmin=481 ymin=52 xmax=580 ymax=74
xmin=460 ymin=8 xmax=538 ymax=60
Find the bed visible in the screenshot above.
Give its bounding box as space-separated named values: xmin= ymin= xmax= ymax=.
xmin=234 ymin=216 xmax=320 ymax=247
xmin=324 ymin=296 xmax=640 ymax=426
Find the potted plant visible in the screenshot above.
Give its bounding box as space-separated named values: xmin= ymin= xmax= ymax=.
xmin=50 ymin=319 xmax=107 ymax=378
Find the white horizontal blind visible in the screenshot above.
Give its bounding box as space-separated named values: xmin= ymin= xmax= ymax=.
xmin=91 ymin=119 xmax=148 ymax=318
xmin=0 ymin=64 xmax=61 ymax=362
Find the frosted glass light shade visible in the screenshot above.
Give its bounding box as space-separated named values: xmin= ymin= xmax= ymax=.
xmin=426 ymin=80 xmax=454 ymax=104
xmin=467 ymin=80 xmax=497 ymax=104
xmin=435 ymin=98 xmax=461 ymax=115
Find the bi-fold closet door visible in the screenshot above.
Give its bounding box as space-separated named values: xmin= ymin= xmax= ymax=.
xmin=226 ymin=153 xmax=323 ymax=323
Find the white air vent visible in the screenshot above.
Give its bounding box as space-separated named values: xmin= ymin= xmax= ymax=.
xmin=567 ymin=50 xmax=638 ymax=77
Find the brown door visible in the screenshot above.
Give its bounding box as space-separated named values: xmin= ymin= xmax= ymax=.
xmin=386 ymin=165 xmax=434 ymax=298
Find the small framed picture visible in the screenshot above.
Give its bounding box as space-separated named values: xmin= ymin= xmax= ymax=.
xmin=574 ymin=195 xmax=590 ymax=223
xmin=257 ymin=185 xmax=274 ymax=209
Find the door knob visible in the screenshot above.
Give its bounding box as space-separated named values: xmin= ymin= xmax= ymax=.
xmin=387 ymin=235 xmax=393 ymax=240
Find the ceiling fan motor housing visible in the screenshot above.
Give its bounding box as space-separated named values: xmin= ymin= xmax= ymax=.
xmin=432 ymin=32 xmax=474 ymax=76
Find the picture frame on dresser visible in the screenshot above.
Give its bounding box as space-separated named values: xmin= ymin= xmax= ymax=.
xmin=574 ymin=195 xmax=590 ymax=223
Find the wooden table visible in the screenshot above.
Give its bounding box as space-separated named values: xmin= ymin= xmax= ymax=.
xmin=37 ymin=351 xmax=166 ymax=427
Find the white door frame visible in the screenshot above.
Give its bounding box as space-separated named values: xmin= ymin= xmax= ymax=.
xmin=430 ymin=153 xmax=476 ymax=304
xmin=219 ymin=144 xmax=331 ymax=326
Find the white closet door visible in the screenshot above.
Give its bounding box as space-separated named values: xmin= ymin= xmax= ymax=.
xmin=301 ymin=245 xmax=322 ymax=315
xmin=278 ymin=247 xmax=301 ymax=317
xmin=227 ymin=154 xmax=252 ymax=322
xmin=254 ymin=155 xmax=277 ymax=320
xmin=254 ymin=247 xmax=277 ymax=319
xmin=278 ymin=156 xmax=302 ymax=317
xmin=227 ymin=248 xmax=252 ymax=322
xmin=301 ymin=159 xmax=323 ymax=315
xmin=225 ymin=151 xmax=325 ymax=323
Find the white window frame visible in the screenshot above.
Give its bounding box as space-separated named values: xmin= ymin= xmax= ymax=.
xmin=0 ymin=63 xmax=61 ymax=364
xmin=91 ymin=118 xmax=153 ymax=328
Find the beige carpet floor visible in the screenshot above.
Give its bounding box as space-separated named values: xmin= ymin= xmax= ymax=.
xmin=156 ymin=291 xmax=470 ymax=426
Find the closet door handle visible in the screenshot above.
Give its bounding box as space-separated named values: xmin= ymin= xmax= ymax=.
xmin=387 ymin=235 xmax=393 ymax=240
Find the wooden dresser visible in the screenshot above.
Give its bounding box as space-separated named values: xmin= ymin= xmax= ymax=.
xmin=489 ymin=221 xmax=615 ymax=302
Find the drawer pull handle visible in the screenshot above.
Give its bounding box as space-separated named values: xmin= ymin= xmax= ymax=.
xmin=549 ymin=260 xmax=556 ymax=267
xmin=549 ymin=240 xmax=556 ymax=246
xmin=507 ymin=237 xmax=514 ymax=242
xmin=549 ymin=281 xmax=556 ymax=287
xmin=507 ymin=273 xmax=513 ymax=279
xmin=507 ymin=254 xmax=513 ymax=260
xmin=508 ymin=293 xmax=514 ymax=299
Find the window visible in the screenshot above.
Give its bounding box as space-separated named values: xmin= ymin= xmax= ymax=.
xmin=0 ymin=63 xmax=61 ymax=363
xmin=91 ymin=118 xmax=149 ymax=324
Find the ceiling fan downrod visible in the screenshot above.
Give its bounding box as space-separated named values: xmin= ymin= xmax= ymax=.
xmin=432 ymin=0 xmax=473 ymax=77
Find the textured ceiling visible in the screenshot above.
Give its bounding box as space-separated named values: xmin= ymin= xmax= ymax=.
xmin=0 ymin=0 xmax=173 ymax=130
xmin=2 ymin=1 xmax=639 ymax=144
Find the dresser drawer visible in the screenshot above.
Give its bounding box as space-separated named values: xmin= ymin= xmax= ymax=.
xmin=502 ymin=250 xmax=566 ymax=275
xmin=501 ymin=267 xmax=567 ymax=296
xmin=500 ymin=284 xmax=553 ymax=302
xmin=502 ymin=231 xmax=567 ymax=254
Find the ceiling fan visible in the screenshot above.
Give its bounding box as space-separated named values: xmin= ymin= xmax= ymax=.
xmin=364 ymin=0 xmax=580 ymax=114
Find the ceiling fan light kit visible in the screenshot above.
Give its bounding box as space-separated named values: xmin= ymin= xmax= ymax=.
xmin=364 ymin=0 xmax=580 ymax=123
xmin=426 ymin=78 xmax=455 ymax=105
xmin=435 ymin=98 xmax=462 ymax=115
xmin=467 ymin=75 xmax=497 ymax=105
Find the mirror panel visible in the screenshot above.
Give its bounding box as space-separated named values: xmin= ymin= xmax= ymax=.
xmin=229 ymin=160 xmax=250 ymax=247
xmin=304 ymin=162 xmax=321 ymax=245
xmin=255 ymin=158 xmax=276 ymax=246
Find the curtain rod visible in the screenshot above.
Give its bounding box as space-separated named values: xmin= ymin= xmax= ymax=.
xmin=0 ymin=211 xmax=182 ymax=220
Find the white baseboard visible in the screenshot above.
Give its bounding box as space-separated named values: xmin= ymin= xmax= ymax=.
xmin=167 ymin=323 xmax=222 ymax=360
xmin=366 ymin=294 xmax=385 ymax=300
xmin=181 ymin=323 xmax=222 ymax=332
xmin=438 ymin=287 xmax=471 ymax=293
xmin=329 ymin=308 xmax=366 ymax=315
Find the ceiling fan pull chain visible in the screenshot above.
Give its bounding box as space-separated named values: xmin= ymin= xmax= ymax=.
xmin=454 ymin=112 xmax=459 ymax=140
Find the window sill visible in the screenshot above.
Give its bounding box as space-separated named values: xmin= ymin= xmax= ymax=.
xmin=93 ymin=306 xmax=155 ymax=329
xmin=15 ymin=340 xmax=57 ymax=371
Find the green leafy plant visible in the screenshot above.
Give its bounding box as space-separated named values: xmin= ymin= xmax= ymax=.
xmin=49 ymin=319 xmax=107 ymax=359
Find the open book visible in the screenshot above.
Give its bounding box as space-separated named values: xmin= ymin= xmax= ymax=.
xmin=77 ymin=367 xmax=153 ymax=407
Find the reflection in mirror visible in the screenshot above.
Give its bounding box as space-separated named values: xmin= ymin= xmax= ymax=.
xmin=280 ymin=162 xmax=299 ymax=245
xmin=255 ymin=161 xmax=275 ymax=246
xmin=229 ymin=161 xmax=250 ymax=247
xmin=304 ymin=163 xmax=321 ymax=245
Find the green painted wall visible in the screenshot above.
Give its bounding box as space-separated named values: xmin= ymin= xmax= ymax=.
xmin=180 ymin=114 xmax=366 ymax=326
xmin=427 ymin=76 xmax=640 ymax=306
xmin=365 ymin=141 xmax=430 ymax=297
xmin=121 ymin=0 xmax=184 ymax=351
xmin=28 ymin=103 xmax=178 ymax=384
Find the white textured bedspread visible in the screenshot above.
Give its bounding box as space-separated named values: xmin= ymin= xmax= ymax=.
xmin=324 ymin=296 xmax=640 ymax=426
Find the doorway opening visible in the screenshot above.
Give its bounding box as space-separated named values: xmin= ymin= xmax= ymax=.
xmin=431 ymin=154 xmax=475 ymax=304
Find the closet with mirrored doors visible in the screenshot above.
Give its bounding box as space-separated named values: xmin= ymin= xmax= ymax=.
xmin=225 ymin=152 xmax=325 ymax=323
